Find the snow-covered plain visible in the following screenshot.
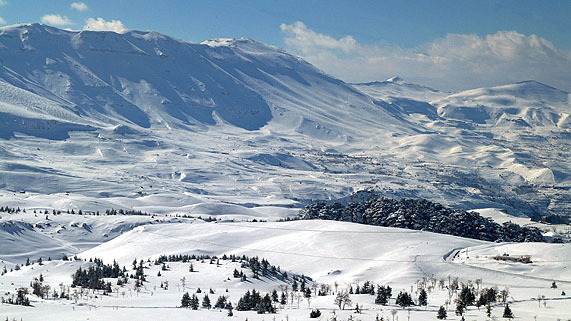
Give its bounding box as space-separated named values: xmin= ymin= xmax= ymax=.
xmin=0 ymin=24 xmax=570 ymax=320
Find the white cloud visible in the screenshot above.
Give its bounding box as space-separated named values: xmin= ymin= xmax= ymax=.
xmin=0 ymin=17 xmax=6 ymax=25
xmin=280 ymin=21 xmax=356 ymax=54
xmin=0 ymin=0 xmax=7 ymax=6
xmin=280 ymin=21 xmax=571 ymax=91
xmin=40 ymin=14 xmax=74 ymax=26
xmin=70 ymin=2 xmax=88 ymax=12
xmin=83 ymin=17 xmax=127 ymax=33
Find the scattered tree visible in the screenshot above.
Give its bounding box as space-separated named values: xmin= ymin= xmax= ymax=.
xmin=437 ymin=306 xmax=447 ymax=319
xmin=419 ymin=288 xmax=428 ymax=306
xmin=202 ymin=294 xmax=211 ymax=309
xmin=310 ymin=309 xmax=321 ymax=318
xmin=503 ymin=304 xmax=514 ymax=319
xmin=181 ymin=292 xmax=191 ymax=307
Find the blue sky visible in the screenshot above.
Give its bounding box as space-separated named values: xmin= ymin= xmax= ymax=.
xmin=1 ymin=0 xmax=570 ymax=49
xmin=1 ymin=0 xmax=570 ymax=90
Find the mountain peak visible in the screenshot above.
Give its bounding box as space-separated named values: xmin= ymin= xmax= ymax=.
xmin=200 ymin=37 xmax=285 ymax=54
xmin=513 ymin=80 xmax=567 ymax=93
xmin=202 ymin=37 xmax=258 ymax=46
xmin=387 ymin=76 xmax=404 ymax=83
xmin=0 ymin=23 xmax=66 ymax=34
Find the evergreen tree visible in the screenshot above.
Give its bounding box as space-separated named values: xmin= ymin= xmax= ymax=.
xmin=14 ymin=288 xmax=31 ymax=306
xmin=214 ymin=295 xmax=227 ymax=309
xmin=181 ymin=292 xmax=191 ymax=307
xmin=375 ymin=285 xmax=390 ymax=305
xmin=236 ymin=290 xmax=252 ymax=311
xmin=459 ymin=285 xmax=475 ymax=306
xmin=304 ymin=287 xmax=312 ymax=298
xmin=455 ymin=301 xmax=465 ymax=316
xmin=437 ymin=306 xmax=447 ymax=319
xmin=376 ymin=289 xmax=388 ymax=305
xmin=396 ymin=291 xmax=413 ymax=308
xmin=190 ymin=294 xmax=199 ymax=310
xmin=502 ymin=304 xmax=514 ymax=319
xmin=310 ymin=309 xmax=321 ymax=318
xmin=419 ymin=288 xmax=428 ymax=306
xmin=280 ymin=291 xmax=287 ymax=305
xmin=202 ymin=294 xmax=211 ymax=309
xmin=257 ymin=293 xmax=275 ymax=314
xmin=251 ymin=289 xmax=261 ymax=310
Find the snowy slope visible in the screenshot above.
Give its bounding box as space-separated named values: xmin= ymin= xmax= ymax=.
xmin=353 ymin=76 xmax=447 ymax=104
xmin=0 ymin=24 xmax=569 ymax=217
xmin=0 ymin=24 xmax=423 ymax=215
xmin=0 ymin=24 xmax=405 ymax=136
xmin=78 ymin=220 xmax=569 ymax=288
xmin=0 ymin=212 xmax=181 ymax=266
xmin=2 ymin=219 xmax=569 ymax=321
xmin=354 ymin=78 xmax=570 ymax=216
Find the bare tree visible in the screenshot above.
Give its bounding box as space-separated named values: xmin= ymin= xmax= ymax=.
xmin=500 ymin=287 xmax=510 ymax=303
xmin=335 ymin=291 xmax=352 ymax=310
xmin=391 ymin=309 xmax=398 ymax=321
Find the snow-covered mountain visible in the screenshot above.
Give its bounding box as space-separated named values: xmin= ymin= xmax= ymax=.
xmin=0 ymin=23 xmax=569 ymax=218
xmin=0 ymin=24 xmax=570 ymax=321
xmin=355 ymin=78 xmax=570 ymax=216
xmin=0 ymin=23 xmax=405 ymax=136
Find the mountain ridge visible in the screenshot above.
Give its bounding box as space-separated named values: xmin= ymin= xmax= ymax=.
xmin=0 ymin=23 xmax=409 ymax=136
xmin=0 ymin=24 xmax=568 ymax=217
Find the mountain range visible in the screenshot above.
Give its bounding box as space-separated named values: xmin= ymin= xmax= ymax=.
xmin=0 ymin=23 xmax=569 ymax=217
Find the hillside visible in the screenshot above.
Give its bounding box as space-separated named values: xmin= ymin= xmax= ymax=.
xmin=355 ymin=78 xmax=570 ymax=216
xmin=1 ymin=217 xmax=569 ymax=320
xmin=0 ymin=25 xmax=568 ymax=218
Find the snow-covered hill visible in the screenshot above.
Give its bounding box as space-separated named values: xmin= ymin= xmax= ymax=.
xmin=1 ymin=217 xmax=569 ymax=320
xmin=355 ymin=77 xmax=570 ymax=215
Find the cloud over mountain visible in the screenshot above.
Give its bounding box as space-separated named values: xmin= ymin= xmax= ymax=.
xmin=40 ymin=14 xmax=73 ymax=27
xmin=281 ymin=21 xmax=571 ymax=91
xmin=83 ymin=17 xmax=127 ymax=33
